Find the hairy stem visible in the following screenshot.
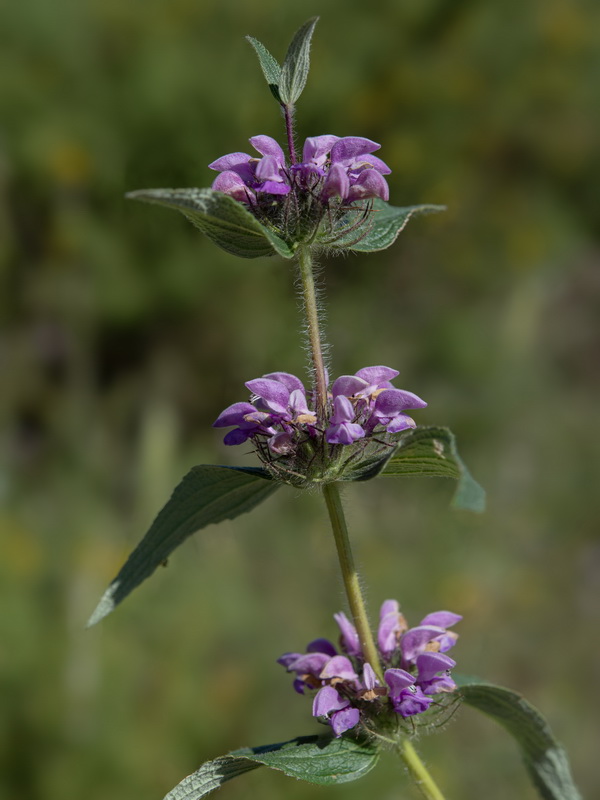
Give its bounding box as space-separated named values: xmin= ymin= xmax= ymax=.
xmin=322 ymin=482 xmax=383 ymax=681
xmin=398 ymin=740 xmax=447 ymax=800
xmin=283 ymin=104 xmax=297 ymax=164
xmin=296 ymin=245 xmax=327 ymax=420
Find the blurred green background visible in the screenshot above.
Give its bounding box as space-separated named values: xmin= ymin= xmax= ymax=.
xmin=1 ymin=1 xmax=599 ymax=798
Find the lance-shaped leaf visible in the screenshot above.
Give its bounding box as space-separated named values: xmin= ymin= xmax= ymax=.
xmin=332 ymin=199 xmax=445 ymax=252
xmin=163 ymin=734 xmax=379 ymax=799
xmin=380 ymin=426 xmax=485 ymax=512
xmin=246 ymin=36 xmax=281 ymax=102
xmin=457 ymin=676 xmax=582 ymax=800
xmin=279 ymin=17 xmax=319 ymax=105
xmin=87 ymin=466 xmax=278 ymax=627
xmin=127 ymin=188 xmax=295 ymax=259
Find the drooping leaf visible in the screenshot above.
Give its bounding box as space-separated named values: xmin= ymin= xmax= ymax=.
xmin=457 ymin=677 xmax=582 ymax=800
xmin=87 ymin=466 xmax=278 ymax=627
xmin=380 ymin=426 xmax=485 ymax=512
xmin=246 ymin=36 xmax=281 ymax=102
xmin=332 ymin=199 xmax=445 ymax=252
xmin=127 ymin=188 xmax=295 ymax=259
xmin=279 ymin=17 xmax=319 ymax=105
xmin=163 ymin=734 xmax=379 ymax=799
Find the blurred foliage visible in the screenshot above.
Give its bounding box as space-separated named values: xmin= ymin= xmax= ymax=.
xmin=1 ymin=0 xmax=599 ymax=798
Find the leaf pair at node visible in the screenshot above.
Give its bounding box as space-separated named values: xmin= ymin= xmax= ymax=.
xmin=247 ymin=17 xmax=319 ymax=106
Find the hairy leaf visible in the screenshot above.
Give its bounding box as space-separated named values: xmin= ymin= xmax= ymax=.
xmin=246 ymin=36 xmax=281 ymax=102
xmin=163 ymin=734 xmax=379 ymax=799
xmin=279 ymin=17 xmax=319 ymax=105
xmin=458 ymin=677 xmax=582 ymax=800
xmin=127 ymin=188 xmax=294 ymax=259
xmin=380 ymin=426 xmax=485 ymax=512
xmin=87 ymin=466 xmax=278 ymax=626
xmin=333 ymin=199 xmax=445 ymax=252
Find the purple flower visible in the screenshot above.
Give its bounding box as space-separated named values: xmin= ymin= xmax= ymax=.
xmin=209 ymin=133 xmax=390 ymax=207
xmin=213 ymin=365 xmax=425 ymax=486
xmin=384 ymin=669 xmax=433 ymax=716
xmin=312 ymin=686 xmax=361 ymax=736
xmin=325 ymin=396 xmax=366 ymax=445
xmin=378 ymin=599 xmax=408 ymax=660
xmin=278 ymin=599 xmax=460 ymax=737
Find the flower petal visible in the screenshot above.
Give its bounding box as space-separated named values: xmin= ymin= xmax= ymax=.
xmin=347 ymin=169 xmax=389 ymax=202
xmin=213 ymin=402 xmax=256 ymax=428
xmin=416 ymin=652 xmax=456 ymax=683
xmin=401 ymin=625 xmax=446 ymax=663
xmin=331 ymin=137 xmax=381 ymax=163
xmin=302 ymin=135 xmax=340 ymax=164
xmin=321 ymin=163 xmax=350 ymax=201
xmin=355 ymin=366 xmax=399 ymax=385
xmin=333 ymin=612 xmax=361 ymax=657
xmin=306 ymin=638 xmax=338 ymax=657
xmin=250 ymin=135 xmax=286 ymax=165
xmin=331 ymin=375 xmax=369 ymax=398
xmin=375 ymin=389 xmax=427 ymax=414
xmin=261 ymin=372 xmax=305 ymax=394
xmin=245 ymin=378 xmax=290 ymax=414
xmin=384 ymin=668 xmax=415 ymax=694
xmin=330 ymin=706 xmax=360 ymax=736
xmin=312 ymin=685 xmax=349 ymax=717
xmin=320 ymin=655 xmax=358 ymax=682
xmin=420 ymin=611 xmax=462 ymax=629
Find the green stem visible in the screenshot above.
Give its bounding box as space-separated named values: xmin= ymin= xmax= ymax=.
xmin=321 ymin=482 xmax=383 ymax=681
xmin=296 ymin=245 xmax=328 ymax=421
xmin=299 ymin=243 xmax=446 ymax=800
xmin=321 ymin=483 xmax=447 ymax=799
xmin=398 ymin=740 xmax=447 ymax=800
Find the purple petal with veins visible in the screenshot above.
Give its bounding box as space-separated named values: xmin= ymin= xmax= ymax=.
xmin=331 ymin=137 xmax=381 ymax=163
xmin=355 ymin=366 xmax=399 ymax=385
xmin=386 ymin=415 xmax=416 ymax=433
xmin=331 ymin=375 xmax=369 ymax=398
xmin=262 ymin=372 xmax=305 ymax=394
xmin=420 ymin=611 xmax=462 ymax=629
xmin=321 ymin=163 xmax=350 ymax=201
xmin=287 ymin=652 xmax=330 ymax=675
xmin=401 ymin=626 xmax=446 ymax=663
xmin=245 ymin=378 xmax=290 ymax=414
xmin=213 ymin=402 xmax=257 ymax=428
xmin=303 ymin=135 xmax=340 ymax=165
xmin=347 ymin=169 xmax=389 ymax=202
xmin=250 ymin=135 xmax=286 ymax=165
xmin=212 ymin=171 xmax=253 ymax=202
xmin=330 ymin=706 xmax=360 ymax=736
xmin=312 ymin=686 xmax=349 ymax=717
xmin=320 ymin=655 xmax=358 ymax=682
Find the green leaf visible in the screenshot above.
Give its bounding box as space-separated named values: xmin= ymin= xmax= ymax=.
xmin=163 ymin=734 xmax=379 ymax=799
xmin=246 ymin=36 xmax=281 ymax=102
xmin=380 ymin=426 xmax=485 ymax=512
xmin=87 ymin=466 xmax=278 ymax=627
xmin=279 ymin=17 xmax=319 ymax=105
xmin=126 ymin=188 xmax=295 ymax=259
xmin=457 ymin=677 xmax=582 ymax=800
xmin=332 ymin=199 xmax=445 ymax=252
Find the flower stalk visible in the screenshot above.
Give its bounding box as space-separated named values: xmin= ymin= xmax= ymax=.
xmin=399 ymin=739 xmax=447 ymax=800
xmin=296 ymin=244 xmax=328 ymax=421
xmin=322 ymin=482 xmax=383 ymax=681
xmin=283 ymin=104 xmax=297 ymax=165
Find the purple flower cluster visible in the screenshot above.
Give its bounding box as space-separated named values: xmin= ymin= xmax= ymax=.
xmin=278 ymin=601 xmax=461 ymax=737
xmin=213 ymin=366 xmax=426 ymax=455
xmin=209 ymin=135 xmax=390 ymax=206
